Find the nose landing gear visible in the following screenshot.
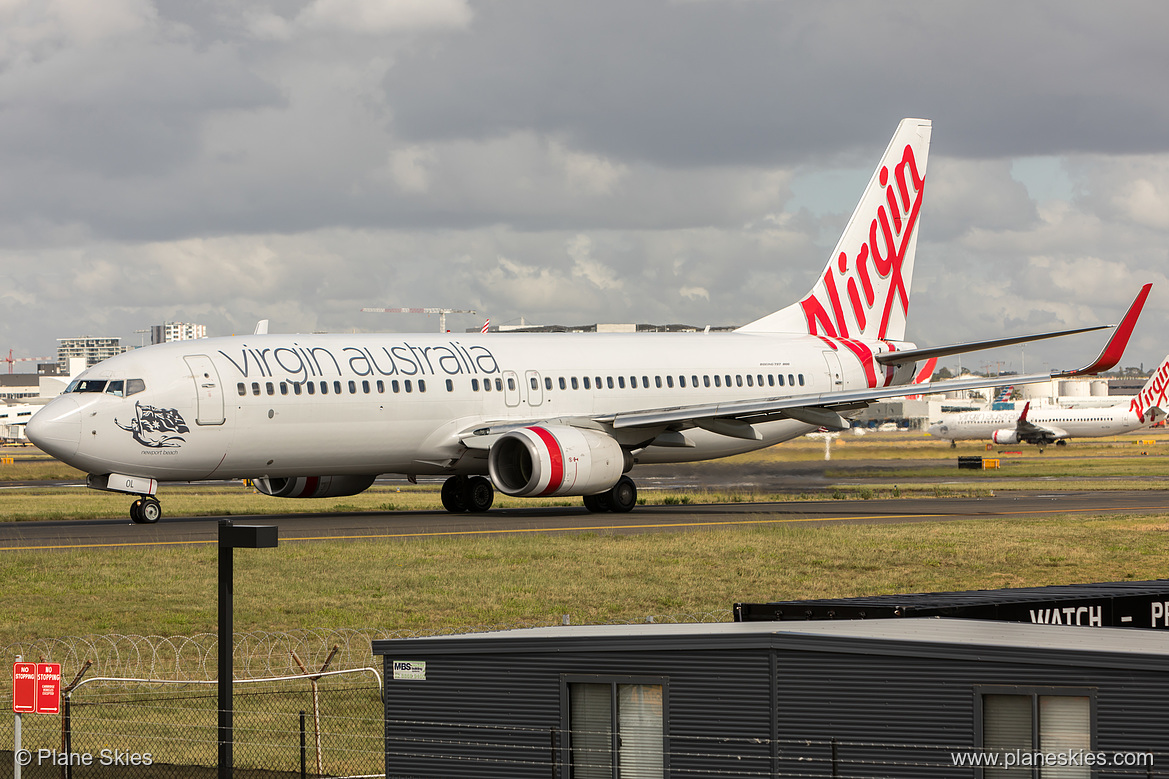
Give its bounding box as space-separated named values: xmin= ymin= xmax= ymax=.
xmin=130 ymin=497 xmax=163 ymax=524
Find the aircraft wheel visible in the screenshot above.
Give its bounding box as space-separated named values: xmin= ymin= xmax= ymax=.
xmin=139 ymin=497 xmax=162 ymax=524
xmin=1056 ymin=440 xmax=1068 ymax=447
xmin=583 ymin=493 xmax=610 ymax=513
xmin=441 ymin=476 xmax=468 ymax=513
xmin=606 ymin=476 xmax=637 ymax=513
xmin=130 ymin=499 xmax=145 ymax=524
xmin=463 ymin=476 xmax=494 ymax=513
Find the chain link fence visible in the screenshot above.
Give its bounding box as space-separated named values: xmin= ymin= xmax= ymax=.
xmin=3 ymin=614 xmax=733 ymax=777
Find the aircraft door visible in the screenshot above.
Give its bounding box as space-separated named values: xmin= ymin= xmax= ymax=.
xmin=822 ymin=351 xmax=844 ymax=390
xmin=184 ymin=355 xmax=225 ymax=425
xmin=502 ymin=370 xmax=521 ymax=407
xmin=525 ymin=370 xmax=543 ymax=407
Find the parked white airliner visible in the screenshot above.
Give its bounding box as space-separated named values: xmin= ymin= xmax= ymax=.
xmin=928 ymin=357 xmax=1169 ymax=447
xmin=26 ymin=119 xmax=1152 ymax=522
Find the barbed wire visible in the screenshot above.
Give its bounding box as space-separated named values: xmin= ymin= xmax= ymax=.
xmin=2 ymin=610 xmax=734 ymax=685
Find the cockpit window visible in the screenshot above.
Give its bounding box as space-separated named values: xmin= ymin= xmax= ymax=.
xmin=73 ymin=380 xmax=108 ymax=393
xmin=126 ymin=379 xmax=146 ymax=396
xmin=105 ymin=380 xmax=125 ymax=397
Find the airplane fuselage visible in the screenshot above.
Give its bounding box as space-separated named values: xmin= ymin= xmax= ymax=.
xmin=29 ymin=331 xmax=918 ymax=484
xmin=928 ymin=405 xmax=1147 ymax=443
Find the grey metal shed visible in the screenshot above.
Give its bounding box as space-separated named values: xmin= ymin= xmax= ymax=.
xmin=373 ymin=618 xmax=1169 ymax=777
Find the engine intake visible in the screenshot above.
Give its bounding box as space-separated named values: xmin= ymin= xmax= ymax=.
xmin=252 ymin=475 xmax=376 ymax=499
xmin=991 ymin=429 xmax=1019 ymax=445
xmin=488 ymin=425 xmax=625 ymax=497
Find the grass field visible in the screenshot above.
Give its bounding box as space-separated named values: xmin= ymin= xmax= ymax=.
xmin=2 ymin=430 xmax=1168 ymax=649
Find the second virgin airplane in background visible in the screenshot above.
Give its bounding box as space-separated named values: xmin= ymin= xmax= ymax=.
xmin=26 ymin=119 xmax=1152 ymax=522
xmin=928 ymin=356 xmax=1169 ymax=448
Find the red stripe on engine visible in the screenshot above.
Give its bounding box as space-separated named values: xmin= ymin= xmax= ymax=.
xmin=527 ymin=426 xmax=564 ymax=496
xmin=297 ymin=477 xmax=320 ymax=498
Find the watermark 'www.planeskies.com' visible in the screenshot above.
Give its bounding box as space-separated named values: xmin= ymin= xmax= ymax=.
xmin=952 ymin=749 xmax=1153 ymax=770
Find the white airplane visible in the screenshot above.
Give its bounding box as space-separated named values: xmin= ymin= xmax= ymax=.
xmin=928 ymin=357 xmax=1169 ymax=448
xmin=26 ymin=119 xmax=1152 ymax=523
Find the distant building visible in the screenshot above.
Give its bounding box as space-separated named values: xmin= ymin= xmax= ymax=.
xmin=57 ymin=336 xmax=130 ymax=373
xmin=472 ymin=321 xmax=736 ymax=333
xmin=151 ymin=322 xmax=207 ymax=344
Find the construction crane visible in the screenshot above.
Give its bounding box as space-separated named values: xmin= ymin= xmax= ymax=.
xmin=4 ymin=350 xmax=52 ymax=374
xmin=360 ymin=308 xmax=477 ymax=334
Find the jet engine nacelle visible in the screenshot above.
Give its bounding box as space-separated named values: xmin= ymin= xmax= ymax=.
xmin=488 ymin=425 xmax=626 ymax=497
xmin=252 ymin=475 xmax=376 ymax=498
xmin=991 ymin=429 xmax=1020 ymax=445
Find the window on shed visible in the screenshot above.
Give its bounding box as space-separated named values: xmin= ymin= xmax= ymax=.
xmin=567 ymin=681 xmax=664 ymax=779
xmin=980 ymin=690 xmax=1091 ymax=779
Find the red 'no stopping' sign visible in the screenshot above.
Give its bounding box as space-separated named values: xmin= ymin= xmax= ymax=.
xmin=12 ymin=662 xmax=61 ymax=714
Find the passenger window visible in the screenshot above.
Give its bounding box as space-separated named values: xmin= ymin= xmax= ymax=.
xmin=362 ymin=380 xmax=370 ymax=393
xmin=544 ymin=377 xmax=552 ymax=390
xmin=252 ymin=382 xmax=261 ymax=396
xmin=679 ymin=376 xmax=686 ymax=388
xmin=714 ymin=375 xmax=721 ymax=387
xmin=757 ymin=374 xmax=764 ymax=386
xmin=725 ymin=375 xmax=732 ymax=387
xmin=768 ymin=375 xmax=775 ymax=387
xmin=559 ymin=377 xmax=567 ymax=390
xmin=583 ymin=377 xmax=591 ymax=390
xmin=472 ymin=378 xmax=480 ymax=391
xmin=307 ymin=382 xmax=315 ymax=395
xmin=618 ymin=377 xmax=625 ymax=389
xmin=746 ymin=375 xmax=753 ymax=387
xmin=280 ymin=382 xmax=288 ymax=395
xmin=666 ymin=376 xmax=674 ymax=388
xmin=655 ymin=376 xmax=662 ymax=388
xmin=348 ymin=381 xmax=356 ymax=394
xmin=571 ymin=377 xmax=578 ymax=390
xmin=595 ymin=376 xmax=602 ymax=389
xmin=778 ymin=374 xmax=785 ymax=386
xmin=445 ymin=379 xmax=453 ymax=392
xmin=237 ymin=383 xmax=247 ymax=396
xmin=320 ymin=381 xmax=329 ymax=394
xmin=266 ymin=382 xmax=274 ymax=396
xmin=483 ymin=379 xmax=491 ymax=392
xmin=334 ymin=381 xmax=342 ymax=394
xmin=293 ymin=383 xmax=302 ymax=395
xmin=418 ymin=380 xmax=426 ymax=392
xmin=607 ymin=377 xmax=614 ymax=389
xmin=392 ymin=380 xmax=400 ymax=393
xmin=798 ymin=374 xmax=805 ymax=386
xmin=642 ymin=376 xmax=649 ymax=387
xmin=405 ymin=380 xmax=413 ymax=393
xmin=691 ymin=375 xmax=698 ymax=387
xmin=628 ymin=376 xmax=636 ymax=389
xmin=788 ymin=374 xmax=795 ymax=386
xmin=704 ymin=375 xmax=711 ymax=388
xmin=377 ymin=380 xmax=384 ymax=393
xmin=126 ymin=378 xmax=146 ymax=396
xmin=506 ymin=378 xmax=514 ymax=391
xmin=531 ymin=377 xmax=538 ymax=390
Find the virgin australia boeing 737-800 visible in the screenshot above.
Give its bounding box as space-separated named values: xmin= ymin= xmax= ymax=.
xmin=26 ymin=119 xmax=1152 ymax=523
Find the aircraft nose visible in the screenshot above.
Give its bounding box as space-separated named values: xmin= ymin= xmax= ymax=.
xmin=26 ymin=397 xmax=82 ymax=460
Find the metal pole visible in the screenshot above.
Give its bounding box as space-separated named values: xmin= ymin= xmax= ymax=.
xmin=300 ymin=710 xmax=306 ymax=779
xmin=218 ymin=520 xmax=233 ymax=779
xmin=14 ymin=654 xmax=21 ymax=779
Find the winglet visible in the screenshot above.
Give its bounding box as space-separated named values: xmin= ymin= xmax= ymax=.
xmin=1018 ymin=401 xmax=1030 ymax=422
xmin=1061 ymin=283 xmax=1152 ymax=376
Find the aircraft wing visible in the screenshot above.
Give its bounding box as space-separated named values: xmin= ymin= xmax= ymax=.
xmin=459 ymin=284 xmax=1149 ymax=443
xmin=603 ymin=284 xmax=1150 ymax=435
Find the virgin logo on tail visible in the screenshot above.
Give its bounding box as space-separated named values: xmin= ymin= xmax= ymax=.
xmin=1129 ymin=355 xmax=1169 ymax=419
xmin=799 ymin=142 xmax=926 ymax=342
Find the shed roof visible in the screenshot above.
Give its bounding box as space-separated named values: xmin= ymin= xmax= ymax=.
xmin=373 ymin=618 xmax=1169 ymax=673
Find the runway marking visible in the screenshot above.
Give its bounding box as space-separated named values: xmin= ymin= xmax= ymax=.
xmin=3 ymin=501 xmax=1168 ymax=551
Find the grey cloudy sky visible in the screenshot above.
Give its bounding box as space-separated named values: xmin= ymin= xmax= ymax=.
xmin=2 ymin=0 xmax=1167 ymax=374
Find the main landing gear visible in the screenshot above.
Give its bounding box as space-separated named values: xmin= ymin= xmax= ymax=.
xmin=583 ymin=476 xmax=637 ymax=513
xmin=441 ymin=475 xmax=495 ymax=513
xmin=130 ymin=497 xmax=163 ymax=524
